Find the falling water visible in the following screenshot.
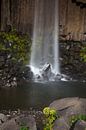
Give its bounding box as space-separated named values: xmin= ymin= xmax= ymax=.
xmin=30 ymin=0 xmax=60 ymax=75
xmin=54 ymin=0 xmax=60 ymax=74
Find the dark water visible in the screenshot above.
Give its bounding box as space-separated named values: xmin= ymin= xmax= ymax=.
xmin=0 ymin=81 xmax=86 ymax=110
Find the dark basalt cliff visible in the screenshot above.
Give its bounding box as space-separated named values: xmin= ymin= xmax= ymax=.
xmin=0 ymin=0 xmax=35 ymax=35
xmin=0 ymin=0 xmax=86 ymax=41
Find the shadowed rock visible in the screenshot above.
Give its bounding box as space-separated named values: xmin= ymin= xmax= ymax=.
xmin=74 ymin=120 xmax=86 ymax=130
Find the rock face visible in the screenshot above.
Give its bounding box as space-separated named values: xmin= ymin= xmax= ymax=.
xmin=0 ymin=0 xmax=86 ymax=41
xmin=60 ymin=42 xmax=86 ymax=81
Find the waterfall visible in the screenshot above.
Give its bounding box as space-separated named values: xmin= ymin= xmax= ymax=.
xmin=30 ymin=0 xmax=60 ymax=76
xmin=54 ymin=0 xmax=60 ymax=74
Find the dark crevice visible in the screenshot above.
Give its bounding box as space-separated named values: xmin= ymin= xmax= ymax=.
xmin=71 ymin=0 xmax=86 ymax=8
xmin=9 ymin=0 xmax=12 ymax=21
xmin=70 ymin=120 xmax=78 ymax=130
xmin=0 ymin=0 xmax=2 ymax=29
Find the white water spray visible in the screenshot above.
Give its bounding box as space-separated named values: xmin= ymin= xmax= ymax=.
xmin=54 ymin=0 xmax=60 ymax=74
xmin=30 ymin=0 xmax=60 ymax=76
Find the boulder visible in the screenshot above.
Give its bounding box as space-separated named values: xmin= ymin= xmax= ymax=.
xmin=49 ymin=97 xmax=86 ymax=122
xmin=41 ymin=63 xmax=52 ymax=80
xmin=0 ymin=118 xmax=19 ymax=130
xmin=74 ymin=120 xmax=86 ymax=130
xmin=53 ymin=117 xmax=70 ymax=130
xmin=0 ymin=113 xmax=7 ymax=124
xmin=15 ymin=115 xmax=37 ymax=130
xmin=0 ymin=115 xmax=37 ymax=130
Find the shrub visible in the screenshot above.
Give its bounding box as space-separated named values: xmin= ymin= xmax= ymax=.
xmin=0 ymin=30 xmax=31 ymax=64
xmin=80 ymin=46 xmax=86 ymax=62
xmin=43 ymin=107 xmax=58 ymax=130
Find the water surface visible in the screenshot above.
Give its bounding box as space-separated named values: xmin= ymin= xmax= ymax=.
xmin=0 ymin=81 xmax=86 ymax=110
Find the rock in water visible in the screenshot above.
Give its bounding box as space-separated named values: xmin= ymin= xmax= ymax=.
xmin=41 ymin=63 xmax=51 ymax=72
xmin=29 ymin=63 xmax=72 ymax=81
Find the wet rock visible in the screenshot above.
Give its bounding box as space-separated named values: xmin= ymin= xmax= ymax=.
xmin=55 ymin=74 xmax=71 ymax=81
xmin=36 ymin=74 xmax=41 ymax=79
xmin=30 ymin=63 xmax=72 ymax=82
xmin=74 ymin=120 xmax=86 ymax=130
xmin=41 ymin=63 xmax=51 ymax=72
xmin=55 ymin=73 xmax=62 ymax=80
xmin=41 ymin=63 xmax=52 ymax=80
xmin=23 ymin=66 xmax=33 ymax=80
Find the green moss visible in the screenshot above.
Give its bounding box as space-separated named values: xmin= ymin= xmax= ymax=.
xmin=80 ymin=46 xmax=86 ymax=62
xmin=0 ymin=30 xmax=31 ymax=65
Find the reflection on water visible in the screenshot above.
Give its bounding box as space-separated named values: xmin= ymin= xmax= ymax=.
xmin=0 ymin=81 xmax=86 ymax=110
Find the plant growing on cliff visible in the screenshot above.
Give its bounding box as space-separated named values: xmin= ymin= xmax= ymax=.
xmin=0 ymin=29 xmax=31 ymax=64
xmin=80 ymin=47 xmax=86 ymax=62
xmin=43 ymin=107 xmax=58 ymax=130
xmin=0 ymin=29 xmax=32 ymax=87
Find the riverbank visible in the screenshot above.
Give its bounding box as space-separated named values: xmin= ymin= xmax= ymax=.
xmin=0 ymin=97 xmax=86 ymax=130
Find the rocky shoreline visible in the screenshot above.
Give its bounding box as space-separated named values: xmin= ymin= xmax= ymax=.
xmin=0 ymin=97 xmax=86 ymax=130
xmin=0 ymin=40 xmax=86 ymax=87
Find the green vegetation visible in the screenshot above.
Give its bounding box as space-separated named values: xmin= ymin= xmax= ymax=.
xmin=69 ymin=114 xmax=86 ymax=127
xmin=0 ymin=29 xmax=32 ymax=86
xmin=80 ymin=47 xmax=86 ymax=62
xmin=20 ymin=126 xmax=29 ymax=130
xmin=43 ymin=107 xmax=86 ymax=130
xmin=0 ymin=29 xmax=31 ymax=64
xmin=43 ymin=107 xmax=58 ymax=130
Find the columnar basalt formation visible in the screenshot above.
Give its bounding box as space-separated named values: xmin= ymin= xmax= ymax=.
xmin=0 ymin=0 xmax=86 ymax=41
